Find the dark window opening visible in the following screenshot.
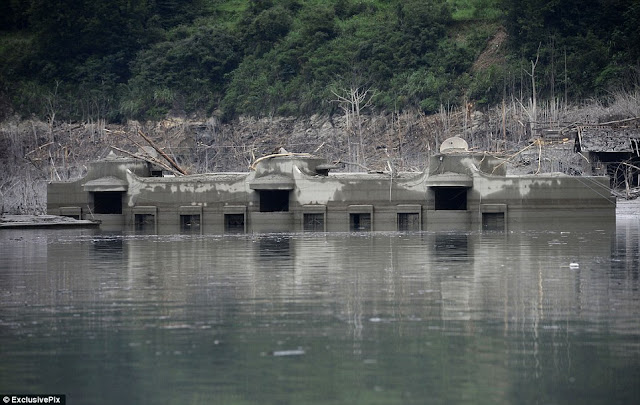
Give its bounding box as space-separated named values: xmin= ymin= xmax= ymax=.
xmin=259 ymin=190 xmax=290 ymax=212
xmin=134 ymin=214 xmax=155 ymax=232
xmin=180 ymin=214 xmax=201 ymax=233
xmin=151 ymin=170 xmax=163 ymax=177
xmin=93 ymin=192 xmax=123 ymax=214
xmin=482 ymin=212 xmax=505 ymax=231
xmin=434 ymin=187 xmax=467 ymax=210
xmin=397 ymin=213 xmax=420 ymax=231
xmin=224 ymin=214 xmax=245 ymax=234
xmin=350 ymin=213 xmax=371 ymax=231
xmin=303 ymin=213 xmax=325 ymax=232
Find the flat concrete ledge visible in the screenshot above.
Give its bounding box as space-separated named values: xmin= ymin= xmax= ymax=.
xmin=0 ymin=215 xmax=100 ymax=229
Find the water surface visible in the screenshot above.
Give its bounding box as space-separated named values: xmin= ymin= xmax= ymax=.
xmin=1 ymin=213 xmax=639 ymax=404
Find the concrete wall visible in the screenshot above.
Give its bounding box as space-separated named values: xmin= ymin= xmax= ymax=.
xmin=48 ymin=155 xmax=150 ymax=222
xmin=47 ymin=152 xmax=616 ymax=234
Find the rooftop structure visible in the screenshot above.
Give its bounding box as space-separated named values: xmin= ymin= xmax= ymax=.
xmin=47 ymin=137 xmax=616 ymax=234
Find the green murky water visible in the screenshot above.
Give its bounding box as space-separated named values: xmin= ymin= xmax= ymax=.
xmin=1 ymin=215 xmax=639 ymax=404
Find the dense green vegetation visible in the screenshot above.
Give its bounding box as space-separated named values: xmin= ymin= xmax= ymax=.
xmin=0 ymin=0 xmax=638 ymax=122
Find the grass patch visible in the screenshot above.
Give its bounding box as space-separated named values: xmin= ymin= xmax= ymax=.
xmin=447 ymin=0 xmax=503 ymax=21
xmin=201 ymin=0 xmax=249 ymax=27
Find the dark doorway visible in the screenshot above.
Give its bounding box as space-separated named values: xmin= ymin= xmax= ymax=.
xmin=180 ymin=214 xmax=201 ymax=233
xmin=134 ymin=214 xmax=155 ymax=232
xmin=434 ymin=187 xmax=467 ymax=210
xmin=93 ymin=192 xmax=123 ymax=214
xmin=349 ymin=213 xmax=371 ymax=231
xmin=482 ymin=212 xmax=505 ymax=231
xmin=224 ymin=214 xmax=245 ymax=234
xmin=397 ymin=213 xmax=420 ymax=231
xmin=259 ymin=190 xmax=290 ymax=212
xmin=303 ymin=213 xmax=325 ymax=232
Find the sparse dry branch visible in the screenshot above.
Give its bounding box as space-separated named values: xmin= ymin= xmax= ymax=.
xmin=110 ymin=146 xmax=180 ymax=175
xmin=3 ymin=87 xmax=640 ymax=214
xmin=332 ymin=160 xmax=373 ymax=172
xmin=249 ymin=152 xmax=312 ymax=171
xmin=331 ymin=86 xmax=376 ymax=170
xmin=137 ymin=129 xmax=188 ymax=175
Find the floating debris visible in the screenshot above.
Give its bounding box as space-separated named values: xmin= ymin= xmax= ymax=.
xmin=269 ymin=348 xmax=305 ymax=357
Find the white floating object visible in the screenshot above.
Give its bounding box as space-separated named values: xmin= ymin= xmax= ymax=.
xmin=569 ymin=262 xmax=579 ymax=269
xmin=271 ymin=348 xmax=305 ymax=357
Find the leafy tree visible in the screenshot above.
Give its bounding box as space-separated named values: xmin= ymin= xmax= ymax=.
xmin=4 ymin=0 xmax=639 ymax=122
xmin=239 ymin=4 xmax=294 ymax=56
xmin=299 ymin=5 xmax=338 ymax=44
xmin=500 ymin=0 xmax=639 ymax=98
xmin=126 ymin=25 xmax=241 ymax=118
xmin=153 ymin=0 xmax=207 ymax=28
xmin=0 ymin=0 xmax=30 ymax=30
xmin=27 ymin=0 xmax=156 ymax=81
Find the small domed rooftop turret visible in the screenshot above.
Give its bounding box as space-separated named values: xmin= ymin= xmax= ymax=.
xmin=440 ymin=136 xmax=469 ymax=153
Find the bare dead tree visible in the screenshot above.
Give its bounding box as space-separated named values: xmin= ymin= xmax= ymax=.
xmin=331 ymin=86 xmax=375 ymax=171
xmin=525 ymin=44 xmax=541 ymax=136
xmin=45 ymin=81 xmax=60 ymax=143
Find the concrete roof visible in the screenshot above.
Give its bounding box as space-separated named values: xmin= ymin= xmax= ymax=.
xmin=134 ymin=173 xmax=248 ymax=183
xmin=83 ymin=176 xmax=128 ymax=192
xmin=426 ymin=173 xmax=473 ymax=187
xmin=249 ymin=174 xmax=295 ymax=190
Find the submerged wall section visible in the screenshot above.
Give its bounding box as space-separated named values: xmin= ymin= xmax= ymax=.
xmin=47 ymin=150 xmax=616 ymax=234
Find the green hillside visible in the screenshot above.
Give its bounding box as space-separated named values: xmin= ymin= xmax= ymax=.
xmin=1 ymin=0 xmax=638 ymax=122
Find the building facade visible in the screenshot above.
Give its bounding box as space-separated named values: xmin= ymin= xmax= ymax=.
xmin=48 ymin=140 xmax=616 ymax=234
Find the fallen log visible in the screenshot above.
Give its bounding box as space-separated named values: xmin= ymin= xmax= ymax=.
xmin=137 ymin=129 xmax=188 ymax=175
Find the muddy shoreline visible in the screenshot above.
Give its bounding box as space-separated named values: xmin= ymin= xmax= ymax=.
xmin=0 ymin=214 xmax=99 ymax=229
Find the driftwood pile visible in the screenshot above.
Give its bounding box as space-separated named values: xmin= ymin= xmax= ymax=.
xmin=109 ymin=129 xmax=188 ymax=176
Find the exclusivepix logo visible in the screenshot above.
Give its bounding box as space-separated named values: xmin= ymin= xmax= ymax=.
xmin=2 ymin=396 xmax=64 ymax=404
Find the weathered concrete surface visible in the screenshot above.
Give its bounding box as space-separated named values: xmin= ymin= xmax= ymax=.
xmin=46 ymin=144 xmax=617 ymax=234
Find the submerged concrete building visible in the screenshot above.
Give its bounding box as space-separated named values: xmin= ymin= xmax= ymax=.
xmin=47 ymin=137 xmax=616 ymax=234
xmin=573 ymin=124 xmax=640 ymax=196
